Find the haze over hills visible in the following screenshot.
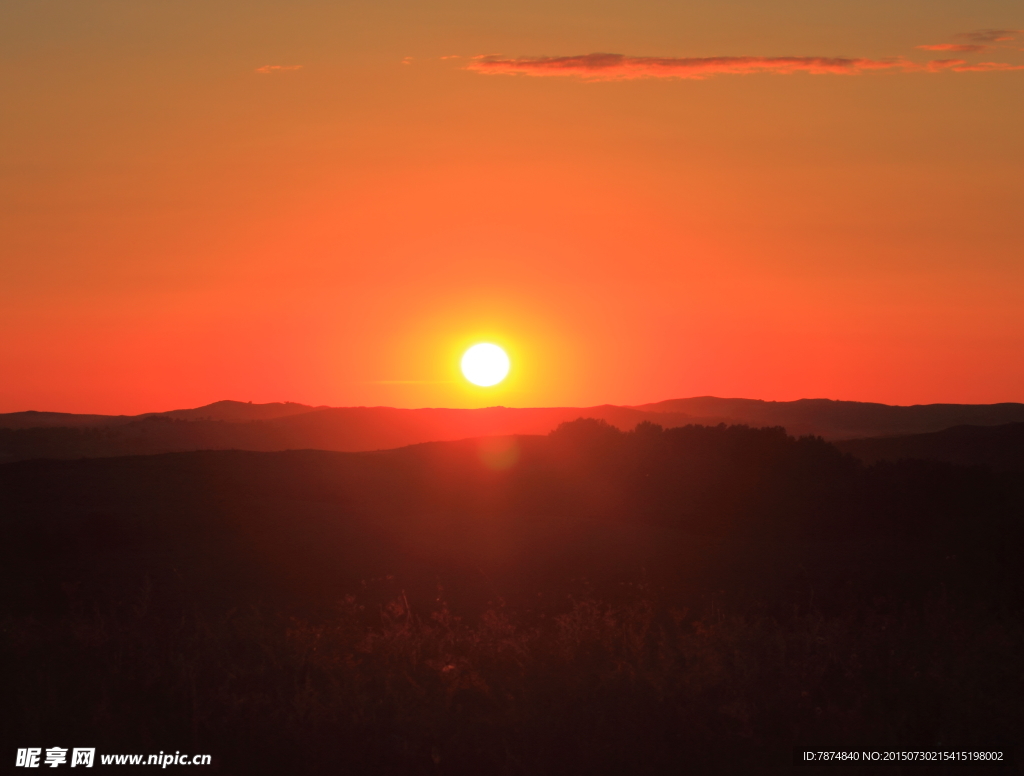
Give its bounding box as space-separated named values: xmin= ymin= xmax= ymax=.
xmin=2 ymin=397 xmax=1024 ymax=463
xmin=0 ymin=404 xmax=690 ymax=462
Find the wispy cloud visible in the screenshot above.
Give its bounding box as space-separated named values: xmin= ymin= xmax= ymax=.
xmin=255 ymin=65 xmax=303 ymax=74
xmin=930 ymin=60 xmax=1024 ymax=72
xmin=954 ymin=29 xmax=1021 ymax=44
xmin=467 ymin=53 xmax=913 ymax=81
xmin=917 ymin=43 xmax=986 ymax=53
xmin=466 ymin=48 xmax=1024 ymax=81
xmin=917 ymin=29 xmax=1022 ymax=53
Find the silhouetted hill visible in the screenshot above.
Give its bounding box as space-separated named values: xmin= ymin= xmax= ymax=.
xmin=257 ymin=405 xmax=693 ymax=452
xmin=3 ymin=421 xmax=1020 ymax=616
xmin=4 ymin=397 xmax=1024 ymax=463
xmin=0 ymin=399 xmax=322 ymax=429
xmin=634 ymin=397 xmax=1024 ymax=439
xmin=836 ymin=422 xmax=1024 ymax=471
xmin=154 ymin=399 xmax=324 ymax=422
xmin=0 ymin=410 xmax=137 ymax=429
xmin=0 ymin=404 xmax=690 ymax=462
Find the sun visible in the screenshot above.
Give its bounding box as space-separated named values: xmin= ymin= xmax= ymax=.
xmin=461 ymin=343 xmax=510 ymax=387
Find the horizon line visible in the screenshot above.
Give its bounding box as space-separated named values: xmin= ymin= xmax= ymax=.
xmin=4 ymin=395 xmax=1024 ymax=418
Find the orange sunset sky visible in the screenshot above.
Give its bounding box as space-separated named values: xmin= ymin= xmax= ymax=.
xmin=2 ymin=0 xmax=1022 ymax=414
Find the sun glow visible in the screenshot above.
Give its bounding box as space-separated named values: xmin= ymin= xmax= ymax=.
xmin=461 ymin=343 xmax=510 ymax=387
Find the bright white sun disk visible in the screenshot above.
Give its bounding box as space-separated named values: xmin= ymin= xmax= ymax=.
xmin=461 ymin=343 xmax=510 ymax=387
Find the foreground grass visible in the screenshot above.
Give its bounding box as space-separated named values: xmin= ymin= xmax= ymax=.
xmin=4 ymin=584 xmax=1021 ymax=774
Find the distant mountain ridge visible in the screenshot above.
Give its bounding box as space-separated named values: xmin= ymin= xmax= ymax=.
xmin=1 ymin=397 xmax=1023 ymax=463
xmin=635 ymin=397 xmax=1024 ymax=440
xmin=0 ymin=400 xmax=322 ymax=429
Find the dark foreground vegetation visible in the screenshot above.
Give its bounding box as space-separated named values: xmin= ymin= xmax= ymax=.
xmin=2 ymin=421 xmax=1022 ymax=773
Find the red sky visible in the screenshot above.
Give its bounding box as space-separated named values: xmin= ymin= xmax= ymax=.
xmin=2 ymin=0 xmax=1023 ymax=414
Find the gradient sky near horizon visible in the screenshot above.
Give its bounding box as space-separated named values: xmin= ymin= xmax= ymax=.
xmin=2 ymin=0 xmax=1023 ymax=414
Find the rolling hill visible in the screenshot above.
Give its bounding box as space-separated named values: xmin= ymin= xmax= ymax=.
xmin=2 ymin=397 xmax=1024 ymax=463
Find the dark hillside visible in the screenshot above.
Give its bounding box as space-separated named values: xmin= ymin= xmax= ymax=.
xmin=0 ymin=400 xmax=323 ymax=430
xmin=836 ymin=422 xmax=1024 ymax=471
xmin=0 ymin=405 xmax=691 ymax=462
xmin=1 ymin=421 xmax=1021 ymax=773
xmin=6 ymin=397 xmax=1024 ymax=463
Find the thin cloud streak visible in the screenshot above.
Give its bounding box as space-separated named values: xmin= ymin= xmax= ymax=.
xmin=954 ymin=29 xmax=1021 ymax=44
xmin=467 ymin=52 xmax=1024 ymax=80
xmin=917 ymin=44 xmax=986 ymax=53
xmin=935 ymin=60 xmax=1024 ymax=72
xmin=467 ymin=53 xmax=909 ymax=80
xmin=918 ymin=30 xmax=1023 ymax=53
xmin=255 ymin=65 xmax=303 ymax=74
